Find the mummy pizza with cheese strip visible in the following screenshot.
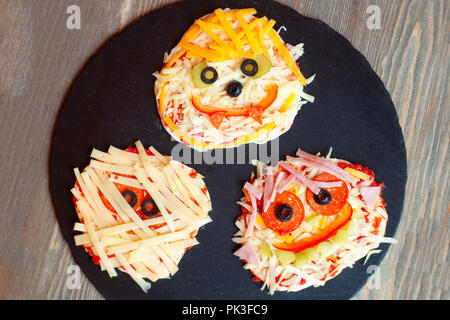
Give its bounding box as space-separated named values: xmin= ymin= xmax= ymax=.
xmin=153 ymin=8 xmax=314 ymax=151
xmin=233 ymin=149 xmax=396 ymax=294
xmin=71 ymin=141 xmax=212 ymax=292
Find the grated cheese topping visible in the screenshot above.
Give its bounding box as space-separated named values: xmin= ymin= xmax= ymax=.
xmin=72 ymin=141 xmax=212 ymax=292
xmin=154 ymin=8 xmax=315 ymax=151
xmin=233 ymin=150 xmax=393 ymax=294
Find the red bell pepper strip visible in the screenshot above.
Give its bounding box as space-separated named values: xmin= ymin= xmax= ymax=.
xmin=191 ymin=84 xmax=278 ymax=117
xmin=273 ymin=202 xmax=353 ymax=252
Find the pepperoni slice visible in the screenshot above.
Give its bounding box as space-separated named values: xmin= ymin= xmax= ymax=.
xmin=261 ymin=191 xmax=304 ymax=235
xmin=305 ymin=173 xmax=349 ymax=216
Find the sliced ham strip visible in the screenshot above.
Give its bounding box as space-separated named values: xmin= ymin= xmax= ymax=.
xmin=262 ymin=167 xmax=274 ymax=212
xmin=360 ymin=186 xmax=381 ymax=210
xmin=312 ymin=180 xmax=344 ymax=189
xmin=269 ymin=172 xmax=286 ymax=203
xmin=277 ymin=173 xmax=296 ymax=194
xmin=359 ymin=178 xmax=374 ymax=187
xmin=279 ymin=161 xmax=321 ymax=194
xmin=294 ymin=150 xmax=359 ymax=185
xmin=234 ymin=242 xmax=260 ymax=266
xmin=279 ymin=162 xmax=344 ymax=194
xmin=244 ymin=192 xmax=258 ymax=238
xmin=244 ymin=182 xmax=262 ymax=200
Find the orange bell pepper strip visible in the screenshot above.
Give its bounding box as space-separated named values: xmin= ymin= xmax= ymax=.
xmin=273 ymin=202 xmax=353 ymax=252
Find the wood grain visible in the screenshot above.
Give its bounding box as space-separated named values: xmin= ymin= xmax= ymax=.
xmin=0 ymin=0 xmax=448 ymax=300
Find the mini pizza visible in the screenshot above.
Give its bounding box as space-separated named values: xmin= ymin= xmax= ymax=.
xmin=233 ymin=149 xmax=396 ymax=294
xmin=154 ymin=8 xmax=314 ymax=151
xmin=71 ymin=141 xmax=212 ymax=292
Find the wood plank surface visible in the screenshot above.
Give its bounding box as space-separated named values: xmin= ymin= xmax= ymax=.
xmin=0 ymin=0 xmax=448 ymax=300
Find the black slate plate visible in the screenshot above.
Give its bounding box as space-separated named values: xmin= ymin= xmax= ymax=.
xmin=49 ymin=0 xmax=407 ymax=300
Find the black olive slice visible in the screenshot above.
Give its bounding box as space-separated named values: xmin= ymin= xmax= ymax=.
xmin=313 ymin=189 xmax=332 ymax=205
xmin=226 ymin=80 xmax=243 ymax=97
xmin=240 ymin=59 xmax=258 ymax=77
xmin=121 ymin=190 xmax=137 ymax=207
xmin=275 ymin=204 xmax=293 ymax=222
xmin=141 ymin=198 xmax=159 ymax=217
xmin=200 ymin=66 xmax=218 ymax=84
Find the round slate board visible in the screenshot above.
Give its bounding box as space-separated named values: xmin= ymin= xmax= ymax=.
xmin=49 ymin=0 xmax=407 ymax=300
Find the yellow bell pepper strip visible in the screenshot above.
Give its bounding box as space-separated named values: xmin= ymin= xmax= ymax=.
xmin=273 ymin=202 xmax=353 ymax=252
xmin=178 ymin=40 xmax=223 ymax=62
xmin=165 ymin=9 xmax=258 ymax=67
xmin=235 ymin=13 xmax=261 ymax=54
xmin=158 ymin=82 xmax=167 ymax=114
xmin=195 ymin=19 xmax=234 ymax=56
xmin=279 ymin=93 xmax=296 ymax=112
xmin=268 ymin=28 xmax=307 ymax=85
xmin=344 ymin=167 xmax=372 ymax=181
xmin=214 ymin=8 xmax=243 ymax=50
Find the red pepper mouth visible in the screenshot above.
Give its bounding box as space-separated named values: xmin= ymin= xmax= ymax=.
xmin=191 ymin=84 xmax=278 ymax=128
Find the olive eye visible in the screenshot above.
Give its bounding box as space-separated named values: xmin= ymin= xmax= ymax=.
xmin=241 ymin=53 xmax=272 ymax=79
xmin=192 ymin=62 xmax=218 ymax=88
xmin=240 ymin=59 xmax=258 ymax=77
xmin=313 ymin=189 xmax=332 ymax=205
xmin=122 ymin=190 xmax=137 ymax=207
xmin=201 ymin=67 xmax=218 ymax=84
xmin=141 ymin=198 xmax=159 ymax=217
xmin=275 ymin=204 xmax=293 ymax=222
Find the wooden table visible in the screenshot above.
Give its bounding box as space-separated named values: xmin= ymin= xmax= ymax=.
xmin=0 ymin=0 xmax=448 ymax=300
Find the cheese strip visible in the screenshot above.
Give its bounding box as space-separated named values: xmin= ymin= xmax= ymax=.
xmin=268 ymin=28 xmax=307 ymax=85
xmin=161 ymin=165 xmax=205 ymax=217
xmin=113 ymin=252 xmax=151 ymax=292
xmin=133 ymin=165 xmax=175 ymax=232
xmin=196 ymin=19 xmax=234 ymax=55
xmin=106 ymin=228 xmax=191 ymax=254
xmin=74 ymin=216 xmax=176 ymax=239
xmin=145 ymin=244 xmax=178 ymax=275
xmin=73 ymin=168 xmax=110 ymax=228
xmin=178 ymin=40 xmax=222 ymax=62
xmin=107 ymin=145 xmax=169 ymax=165
xmin=261 ymin=19 xmax=276 ymax=37
xmin=166 ymin=8 xmax=257 ymax=67
xmin=215 ymin=8 xmax=242 ymax=50
xmin=90 ymin=160 xmax=135 ymax=175
xmin=80 ymin=170 xmax=117 ymax=226
xmin=236 ymin=14 xmax=261 ymax=54
xmin=109 ymin=175 xmax=144 ymax=189
xmin=90 ymin=148 xmax=133 ymax=166
xmin=156 ymin=183 xmax=203 ymax=225
xmin=87 ymin=166 xmax=176 ymax=274
xmin=132 ymin=262 xmax=159 ymax=282
xmin=77 ymin=199 xmax=117 ymax=277
xmin=101 ymin=254 xmax=169 ymax=279
xmin=169 ymin=160 xmax=211 ymax=213
xmin=148 ymin=146 xmax=169 ymax=165
xmin=75 ymin=218 xmax=187 ymax=247
xmin=94 ymin=168 xmax=155 ymax=235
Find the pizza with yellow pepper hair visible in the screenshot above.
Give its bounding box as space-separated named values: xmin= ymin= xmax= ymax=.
xmin=153 ymin=8 xmax=315 ymax=151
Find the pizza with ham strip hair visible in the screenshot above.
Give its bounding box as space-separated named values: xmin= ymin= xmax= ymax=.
xmin=233 ymin=148 xmax=395 ymax=294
